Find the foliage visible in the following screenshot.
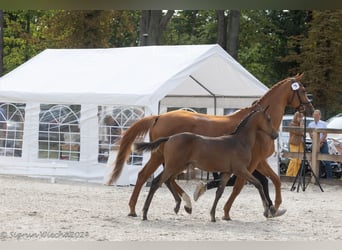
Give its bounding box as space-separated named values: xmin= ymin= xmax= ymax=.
xmin=163 ymin=10 xmax=217 ymax=45
xmin=41 ymin=10 xmax=140 ymax=48
xmin=109 ymin=11 xmax=140 ymax=47
xmin=41 ymin=10 xmax=115 ymax=48
xmin=298 ymin=10 xmax=342 ymax=118
xmin=3 ymin=10 xmax=45 ymax=73
xmin=2 ymin=10 xmax=140 ymax=74
xmin=238 ymin=10 xmax=310 ymax=86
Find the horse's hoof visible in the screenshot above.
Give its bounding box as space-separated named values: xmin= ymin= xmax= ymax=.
xmin=174 ymin=206 xmax=180 ymax=214
xmin=270 ymin=208 xmax=287 ymax=218
xmin=128 ymin=212 xmax=137 ymax=217
xmin=263 ymin=210 xmax=271 ymax=218
xmin=210 ymin=218 xmax=216 ymax=222
xmin=143 ymin=213 xmax=147 ymax=220
xmin=184 ymin=206 xmax=192 ymax=214
xmin=269 ymin=205 xmax=277 ymax=216
xmin=222 ymin=216 xmax=232 ymax=221
xmin=193 ymin=181 xmax=206 ymax=201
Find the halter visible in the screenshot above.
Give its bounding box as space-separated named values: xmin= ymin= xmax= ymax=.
xmin=288 ymin=78 xmax=311 ymax=112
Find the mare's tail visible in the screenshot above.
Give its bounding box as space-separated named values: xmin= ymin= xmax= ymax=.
xmin=134 ymin=137 xmax=170 ymax=153
xmin=105 ymin=115 xmax=158 ymax=185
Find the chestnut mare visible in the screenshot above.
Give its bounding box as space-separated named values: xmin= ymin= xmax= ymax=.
xmin=106 ymin=73 xmax=314 ymax=220
xmin=134 ymin=107 xmax=279 ymax=221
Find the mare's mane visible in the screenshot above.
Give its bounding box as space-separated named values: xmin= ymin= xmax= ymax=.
xmin=253 ymin=78 xmax=289 ymax=106
xmin=228 ymin=77 xmax=290 ymax=120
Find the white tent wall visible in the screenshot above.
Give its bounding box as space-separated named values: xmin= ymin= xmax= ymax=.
xmin=0 ymin=103 xmax=151 ymax=184
xmin=0 ymin=44 xmax=268 ymax=184
xmin=0 ymin=104 xmax=101 ymax=180
xmin=159 ymin=96 xmax=260 ymax=115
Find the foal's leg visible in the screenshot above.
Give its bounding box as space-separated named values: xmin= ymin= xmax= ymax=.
xmin=222 ymin=161 xmax=281 ymax=220
xmin=240 ymin=171 xmax=275 ymax=218
xmin=129 ymin=152 xmax=191 ymax=217
xmin=171 ymin=179 xmax=192 ymax=214
xmin=210 ymin=173 xmax=230 ymax=222
xmin=256 ymin=160 xmax=282 ymax=211
xmin=165 ymin=179 xmax=182 ymax=214
xmin=142 ymin=172 xmax=164 ymax=221
xmin=165 ymin=176 xmax=193 ymax=214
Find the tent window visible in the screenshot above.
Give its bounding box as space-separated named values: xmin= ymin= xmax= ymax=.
xmin=98 ymin=106 xmax=145 ymax=164
xmin=224 ymin=108 xmax=238 ymax=115
xmin=0 ymin=103 xmax=25 ymax=157
xmin=167 ymin=107 xmax=207 ymax=114
xmin=38 ymin=104 xmax=80 ymax=161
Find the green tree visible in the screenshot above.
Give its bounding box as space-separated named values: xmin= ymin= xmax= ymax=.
xmin=41 ymin=10 xmax=115 ymax=48
xmin=109 ymin=11 xmax=140 ymax=47
xmin=216 ymin=10 xmax=240 ymax=60
xmin=163 ymin=10 xmax=217 ymax=45
xmin=2 ymin=10 xmax=45 ymax=73
xmin=238 ymin=10 xmax=310 ymax=86
xmin=1 ymin=10 xmax=142 ymax=74
xmin=238 ymin=10 xmax=278 ymax=85
xmin=299 ymin=10 xmax=342 ymax=118
xmin=270 ymin=10 xmax=311 ymax=76
xmin=0 ymin=10 xmax=4 ymax=76
xmin=139 ymin=10 xmax=174 ymax=46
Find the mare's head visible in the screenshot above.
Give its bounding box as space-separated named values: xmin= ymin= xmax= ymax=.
xmin=284 ymin=73 xmax=314 ymax=116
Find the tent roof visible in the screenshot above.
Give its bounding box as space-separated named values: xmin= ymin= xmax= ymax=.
xmin=0 ymin=44 xmax=268 ymax=109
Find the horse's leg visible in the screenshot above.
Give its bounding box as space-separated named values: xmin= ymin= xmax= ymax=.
xmin=129 ymin=152 xmax=192 ymax=217
xmin=252 ymin=169 xmax=273 ymax=207
xmin=165 ymin=180 xmax=182 ymax=214
xmin=222 ymin=158 xmax=282 ymax=220
xmin=171 ymin=180 xmax=192 ymax=214
xmin=240 ymin=170 xmax=275 ymax=218
xmin=257 ymin=160 xmax=282 ymax=211
xmin=142 ymin=172 xmax=163 ymax=221
xmin=128 ymin=154 xmax=163 ymax=217
xmin=142 ymin=170 xmax=177 ymax=220
xmin=222 ymin=176 xmax=246 ymax=221
xmin=210 ymin=173 xmax=230 ymax=222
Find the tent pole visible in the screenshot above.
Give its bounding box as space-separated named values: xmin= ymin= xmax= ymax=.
xmin=189 ymin=75 xmax=217 ymax=115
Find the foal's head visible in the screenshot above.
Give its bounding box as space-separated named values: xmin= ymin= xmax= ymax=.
xmin=256 ymin=106 xmax=278 ymax=140
xmin=234 ymin=106 xmax=278 ymax=140
xmin=258 ymin=106 xmax=278 ymax=140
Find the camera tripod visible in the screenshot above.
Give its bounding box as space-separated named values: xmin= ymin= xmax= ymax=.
xmin=290 ymin=115 xmax=324 ymax=192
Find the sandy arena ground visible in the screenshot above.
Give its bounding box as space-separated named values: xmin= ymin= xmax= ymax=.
xmin=0 ymin=174 xmax=341 ymax=241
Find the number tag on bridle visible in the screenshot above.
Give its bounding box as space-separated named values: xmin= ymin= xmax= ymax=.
xmin=291 ymin=82 xmax=300 ymax=90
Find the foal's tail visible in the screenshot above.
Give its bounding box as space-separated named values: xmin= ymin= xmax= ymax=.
xmin=134 ymin=137 xmax=170 ymax=153
xmin=105 ymin=115 xmax=159 ymax=186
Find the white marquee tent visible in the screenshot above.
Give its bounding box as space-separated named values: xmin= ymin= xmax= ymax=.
xmin=0 ymin=44 xmax=268 ymax=184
